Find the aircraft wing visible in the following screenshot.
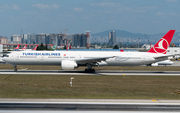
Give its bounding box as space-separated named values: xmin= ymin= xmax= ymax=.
xmin=154 ymin=54 xmax=175 ymax=59
xmin=76 ymin=56 xmax=114 ymax=65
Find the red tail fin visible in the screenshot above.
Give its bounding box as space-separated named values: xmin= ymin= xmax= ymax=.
xmin=120 ymin=49 xmax=124 ymax=52
xmin=22 ymin=44 xmax=27 ymax=50
xmin=148 ymin=30 xmax=175 ymax=54
xmin=33 ymin=45 xmax=38 ymax=50
xmin=14 ymin=44 xmax=20 ymax=49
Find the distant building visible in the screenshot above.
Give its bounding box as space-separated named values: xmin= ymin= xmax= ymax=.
xmin=167 ymin=47 xmax=180 ymax=60
xmin=21 ymin=34 xmax=36 ymax=44
xmin=44 ymin=34 xmax=64 ymax=46
xmin=0 ymin=44 xmax=2 ymax=56
xmin=21 ymin=34 xmax=27 ymax=44
xmin=45 ymin=33 xmax=53 ymax=45
xmin=18 ymin=32 xmax=90 ymax=48
xmin=73 ymin=33 xmax=88 ymax=47
xmin=10 ymin=35 xmax=21 ymax=44
xmin=167 ymin=47 xmax=180 ymax=55
xmin=36 ymin=33 xmax=46 ymax=44
xmin=109 ymin=30 xmax=116 ymax=46
xmin=29 ymin=34 xmax=36 ymax=44
xmin=0 ymin=37 xmax=8 ymax=44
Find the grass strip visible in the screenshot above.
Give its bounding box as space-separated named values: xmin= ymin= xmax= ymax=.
xmin=0 ymin=74 xmax=180 ymax=99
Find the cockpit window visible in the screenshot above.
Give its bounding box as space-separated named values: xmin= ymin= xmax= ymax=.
xmin=4 ymin=55 xmax=9 ymax=57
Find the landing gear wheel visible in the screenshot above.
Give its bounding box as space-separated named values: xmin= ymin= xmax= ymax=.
xmin=91 ymin=69 xmax=95 ymax=73
xmin=85 ymin=64 xmax=96 ymax=73
xmin=14 ymin=65 xmax=17 ymax=72
xmin=84 ymin=68 xmax=95 ymax=73
xmin=14 ymin=68 xmax=17 ymax=72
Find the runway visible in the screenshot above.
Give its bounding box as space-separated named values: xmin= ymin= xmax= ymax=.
xmin=0 ymin=99 xmax=180 ymax=112
xmin=1 ymin=70 xmax=180 ymax=76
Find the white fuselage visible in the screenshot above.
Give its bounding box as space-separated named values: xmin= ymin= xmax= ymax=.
xmin=2 ymin=51 xmax=168 ymax=66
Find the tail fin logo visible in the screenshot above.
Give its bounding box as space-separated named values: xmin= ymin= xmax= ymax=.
xmin=148 ymin=30 xmax=175 ymax=54
xmin=153 ymin=38 xmax=169 ymax=53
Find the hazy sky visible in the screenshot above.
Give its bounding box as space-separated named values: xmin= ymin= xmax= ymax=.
xmin=0 ymin=0 xmax=179 ymax=37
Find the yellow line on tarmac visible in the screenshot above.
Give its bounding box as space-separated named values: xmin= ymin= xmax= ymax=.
xmin=152 ymin=99 xmax=157 ymax=102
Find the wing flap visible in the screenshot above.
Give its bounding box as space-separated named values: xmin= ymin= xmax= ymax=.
xmin=76 ymin=56 xmax=114 ymax=65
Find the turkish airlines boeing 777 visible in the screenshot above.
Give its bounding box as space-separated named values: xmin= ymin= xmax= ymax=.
xmin=3 ymin=30 xmax=175 ymax=72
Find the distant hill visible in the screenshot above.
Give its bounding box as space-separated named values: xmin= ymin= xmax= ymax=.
xmin=92 ymin=29 xmax=150 ymax=37
xmin=91 ymin=29 xmax=180 ymax=44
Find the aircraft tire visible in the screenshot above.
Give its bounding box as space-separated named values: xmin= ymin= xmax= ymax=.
xmin=14 ymin=69 xmax=17 ymax=72
xmin=85 ymin=69 xmax=88 ymax=73
xmin=85 ymin=69 xmax=95 ymax=73
xmin=91 ymin=69 xmax=95 ymax=73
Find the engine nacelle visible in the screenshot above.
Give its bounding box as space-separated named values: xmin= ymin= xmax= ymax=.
xmin=151 ymin=63 xmax=158 ymax=66
xmin=61 ymin=60 xmax=78 ymax=70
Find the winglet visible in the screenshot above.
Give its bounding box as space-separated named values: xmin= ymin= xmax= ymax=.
xmin=148 ymin=30 xmax=175 ymax=54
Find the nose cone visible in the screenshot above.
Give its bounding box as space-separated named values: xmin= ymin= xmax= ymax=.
xmin=0 ymin=58 xmax=5 ymax=63
xmin=2 ymin=57 xmax=10 ymax=62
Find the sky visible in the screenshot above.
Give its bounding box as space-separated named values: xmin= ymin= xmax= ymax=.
xmin=0 ymin=0 xmax=179 ymax=37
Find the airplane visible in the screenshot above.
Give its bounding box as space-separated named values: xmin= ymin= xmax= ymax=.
xmin=14 ymin=44 xmax=20 ymax=50
xmin=14 ymin=44 xmax=37 ymax=51
xmin=56 ymin=45 xmax=71 ymax=50
xmin=32 ymin=45 xmax=38 ymax=51
xmin=21 ymin=45 xmax=38 ymax=51
xmin=2 ymin=45 xmax=38 ymax=59
xmin=58 ymin=45 xmax=64 ymax=49
xmin=13 ymin=44 xmax=28 ymax=51
xmin=2 ymin=30 xmax=175 ymax=72
xmin=20 ymin=44 xmax=27 ymax=51
xmin=52 ymin=45 xmax=56 ymax=51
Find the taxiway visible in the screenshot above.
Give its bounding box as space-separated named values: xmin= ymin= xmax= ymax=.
xmin=0 ymin=99 xmax=180 ymax=112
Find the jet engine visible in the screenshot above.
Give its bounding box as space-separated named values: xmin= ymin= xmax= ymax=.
xmin=61 ymin=60 xmax=78 ymax=70
xmin=151 ymin=63 xmax=158 ymax=66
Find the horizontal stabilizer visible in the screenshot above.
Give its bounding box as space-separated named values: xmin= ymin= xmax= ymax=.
xmin=153 ymin=54 xmax=174 ymax=59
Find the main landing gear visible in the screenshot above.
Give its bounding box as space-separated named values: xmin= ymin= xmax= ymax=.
xmin=14 ymin=65 xmax=17 ymax=72
xmin=85 ymin=68 xmax=95 ymax=73
xmin=85 ymin=64 xmax=95 ymax=73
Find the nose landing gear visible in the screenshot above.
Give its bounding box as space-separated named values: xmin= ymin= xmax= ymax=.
xmin=14 ymin=65 xmax=17 ymax=72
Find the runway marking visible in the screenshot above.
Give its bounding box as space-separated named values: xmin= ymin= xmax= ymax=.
xmin=152 ymin=99 xmax=157 ymax=102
